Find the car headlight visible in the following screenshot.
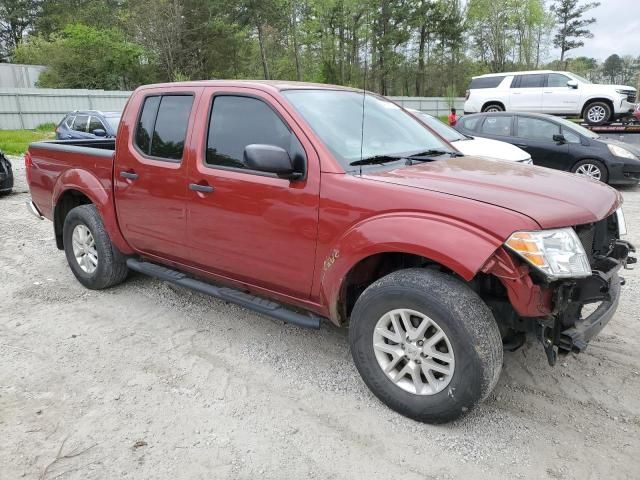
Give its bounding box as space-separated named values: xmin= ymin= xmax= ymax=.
xmin=616 ymin=207 xmax=627 ymax=236
xmin=608 ymin=143 xmax=638 ymax=160
xmin=505 ymin=228 xmax=591 ymax=280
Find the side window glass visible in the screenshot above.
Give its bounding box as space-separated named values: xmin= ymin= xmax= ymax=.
xmin=72 ymin=115 xmax=89 ymax=132
xmin=516 ymin=117 xmax=560 ymax=141
xmin=135 ymin=96 xmax=161 ymax=155
xmin=149 ymin=95 xmax=194 ymax=160
xmin=480 ymin=116 xmax=512 ymax=136
xmin=88 ymin=116 xmax=105 ymax=134
xmin=460 ymin=115 xmax=481 ymax=131
xmin=562 ymin=129 xmax=580 ymax=144
xmin=518 ymin=74 xmax=545 ymax=88
xmin=64 ymin=115 xmax=75 ymax=128
xmin=206 ymin=96 xmax=295 ymax=169
xmin=547 ymin=74 xmax=571 ymax=88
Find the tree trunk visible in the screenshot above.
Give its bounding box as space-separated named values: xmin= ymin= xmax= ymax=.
xmin=416 ymin=25 xmax=426 ymax=96
xmin=257 ymin=23 xmax=270 ymax=80
xmin=290 ymin=3 xmax=302 ymax=81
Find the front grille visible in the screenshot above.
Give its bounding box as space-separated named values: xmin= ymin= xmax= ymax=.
xmin=575 ymin=213 xmax=618 ymax=265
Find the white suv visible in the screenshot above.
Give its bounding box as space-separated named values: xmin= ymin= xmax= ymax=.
xmin=464 ymin=70 xmax=637 ymax=126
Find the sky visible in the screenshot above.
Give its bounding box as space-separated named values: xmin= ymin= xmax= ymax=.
xmin=554 ymin=0 xmax=640 ymax=60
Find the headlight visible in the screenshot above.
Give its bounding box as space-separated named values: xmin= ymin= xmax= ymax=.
xmin=616 ymin=207 xmax=627 ymax=236
xmin=608 ymin=143 xmax=638 ymax=160
xmin=505 ymin=228 xmax=591 ymax=280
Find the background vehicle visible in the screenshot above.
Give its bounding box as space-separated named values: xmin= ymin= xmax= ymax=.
xmin=25 ymin=81 xmax=634 ymax=424
xmin=56 ymin=110 xmax=121 ymax=139
xmin=408 ymin=109 xmax=532 ymax=163
xmin=456 ymin=112 xmax=640 ymax=184
xmin=464 ymin=70 xmax=637 ymax=126
xmin=0 ymin=151 xmax=13 ymax=195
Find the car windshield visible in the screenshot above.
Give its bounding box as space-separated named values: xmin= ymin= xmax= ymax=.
xmin=282 ymin=90 xmax=451 ymax=171
xmin=568 ymin=72 xmax=592 ymax=84
xmin=105 ymin=115 xmax=121 ymax=133
xmin=413 ymin=111 xmax=467 ymax=142
xmin=555 ymin=116 xmax=599 ymax=139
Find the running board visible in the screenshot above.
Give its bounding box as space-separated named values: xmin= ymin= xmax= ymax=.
xmin=126 ymin=259 xmax=322 ymax=329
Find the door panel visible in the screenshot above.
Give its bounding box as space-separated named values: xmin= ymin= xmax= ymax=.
xmin=186 ymin=88 xmax=320 ymax=298
xmin=543 ymin=73 xmax=581 ymax=113
xmin=509 ymin=74 xmax=545 ymax=112
xmin=514 ymin=116 xmax=570 ymax=169
xmin=114 ymin=89 xmax=202 ymax=262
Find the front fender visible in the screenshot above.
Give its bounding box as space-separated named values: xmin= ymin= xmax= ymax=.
xmin=52 ymin=168 xmax=133 ymax=254
xmin=319 ymin=213 xmax=504 ymax=324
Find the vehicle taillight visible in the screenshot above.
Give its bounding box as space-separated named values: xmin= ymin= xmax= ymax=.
xmin=24 ymin=151 xmax=33 ymax=185
xmin=465 ymin=89 xmax=470 ymax=100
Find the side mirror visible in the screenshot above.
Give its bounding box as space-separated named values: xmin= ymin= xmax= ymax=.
xmin=243 ymin=144 xmax=301 ymax=179
xmin=553 ymin=134 xmax=566 ymax=144
xmin=92 ymin=128 xmax=106 ymax=137
xmin=567 ymin=80 xmax=578 ymax=89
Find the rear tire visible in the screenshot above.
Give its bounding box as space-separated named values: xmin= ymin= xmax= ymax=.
xmin=571 ymin=159 xmax=609 ymax=183
xmin=583 ymin=102 xmax=612 ymax=126
xmin=63 ymin=204 xmax=128 ymax=289
xmin=482 ymin=103 xmax=504 ymax=113
xmin=349 ymin=268 xmax=503 ymax=424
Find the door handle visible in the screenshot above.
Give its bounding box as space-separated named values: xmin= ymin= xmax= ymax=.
xmin=120 ymin=171 xmax=139 ymax=180
xmin=189 ymin=183 xmax=214 ymax=193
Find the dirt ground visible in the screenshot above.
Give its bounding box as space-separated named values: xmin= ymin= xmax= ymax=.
xmin=2 ymin=156 xmax=639 ymax=480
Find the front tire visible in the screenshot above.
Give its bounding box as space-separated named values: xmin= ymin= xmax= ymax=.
xmin=584 ymin=102 xmax=612 ymax=126
xmin=63 ymin=205 xmax=128 ymax=289
xmin=349 ymin=268 xmax=503 ymax=424
xmin=571 ymin=159 xmax=609 ymax=183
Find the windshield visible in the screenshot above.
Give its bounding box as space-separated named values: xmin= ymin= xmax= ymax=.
xmin=413 ymin=111 xmax=466 ymax=142
xmin=555 ymin=116 xmax=599 ymax=139
xmin=105 ymin=115 xmax=121 ymax=133
xmin=568 ymin=72 xmax=592 ymax=84
xmin=282 ymin=90 xmax=451 ymax=171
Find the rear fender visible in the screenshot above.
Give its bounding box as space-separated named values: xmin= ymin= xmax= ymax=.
xmin=52 ymin=168 xmax=133 ymax=254
xmin=320 ymin=213 xmax=503 ymax=324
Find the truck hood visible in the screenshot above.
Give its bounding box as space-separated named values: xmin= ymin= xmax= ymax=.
xmin=584 ymin=83 xmax=636 ymax=92
xmin=362 ymin=157 xmax=620 ymax=229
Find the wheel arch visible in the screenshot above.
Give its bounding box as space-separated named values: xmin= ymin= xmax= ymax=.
xmin=482 ymin=101 xmax=506 ymax=112
xmin=319 ymin=214 xmax=503 ymax=326
xmin=581 ymin=98 xmax=614 ymax=118
xmin=52 ymin=169 xmax=133 ymax=254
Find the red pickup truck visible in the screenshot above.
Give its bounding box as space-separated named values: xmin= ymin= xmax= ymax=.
xmin=25 ymin=81 xmax=635 ymax=423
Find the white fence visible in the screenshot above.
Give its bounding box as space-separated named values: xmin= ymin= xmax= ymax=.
xmin=0 ymin=64 xmax=47 ymax=88
xmin=388 ymin=96 xmax=465 ymax=117
xmin=0 ymin=88 xmax=464 ymax=130
xmin=0 ymin=88 xmax=132 ymax=129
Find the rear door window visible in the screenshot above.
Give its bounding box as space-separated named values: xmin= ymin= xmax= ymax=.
xmin=515 ymin=116 xmax=560 ymax=141
xmin=480 ymin=116 xmax=513 ymax=136
xmin=64 ymin=115 xmax=75 ymax=128
xmin=134 ymin=94 xmax=194 ymax=161
xmin=513 ymin=74 xmax=545 ymax=89
xmin=72 ymin=115 xmax=89 ymax=132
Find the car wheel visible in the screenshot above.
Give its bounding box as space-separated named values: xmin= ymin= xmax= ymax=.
xmin=571 ymin=159 xmax=609 ymax=183
xmin=349 ymin=268 xmax=503 ymax=424
xmin=584 ymin=102 xmax=612 ymax=126
xmin=63 ymin=204 xmax=128 ymax=289
xmin=482 ymin=103 xmax=504 ymax=113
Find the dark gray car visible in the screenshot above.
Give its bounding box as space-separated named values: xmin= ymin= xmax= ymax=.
xmin=455 ymin=112 xmax=640 ymax=185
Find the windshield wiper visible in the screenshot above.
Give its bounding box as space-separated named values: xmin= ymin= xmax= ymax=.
xmin=349 ymin=149 xmax=462 ymax=167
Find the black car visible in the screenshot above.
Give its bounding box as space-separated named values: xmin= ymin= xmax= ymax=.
xmin=0 ymin=152 xmax=13 ymax=195
xmin=455 ymin=112 xmax=640 ymax=185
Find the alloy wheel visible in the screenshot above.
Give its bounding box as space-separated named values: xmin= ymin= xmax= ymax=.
xmin=72 ymin=224 xmax=98 ymax=274
xmin=575 ymin=163 xmax=602 ymax=181
xmin=373 ymin=308 xmax=455 ymax=395
xmin=587 ymin=105 xmax=607 ymax=124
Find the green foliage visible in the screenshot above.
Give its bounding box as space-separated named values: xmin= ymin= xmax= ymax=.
xmin=0 ymin=128 xmax=55 ymax=155
xmin=13 ymin=24 xmax=148 ymax=90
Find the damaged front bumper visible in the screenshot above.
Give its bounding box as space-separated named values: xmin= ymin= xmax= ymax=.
xmin=544 ymin=240 xmax=636 ymax=364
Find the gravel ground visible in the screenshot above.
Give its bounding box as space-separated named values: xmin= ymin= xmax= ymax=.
xmin=2 ymin=156 xmax=640 ymax=479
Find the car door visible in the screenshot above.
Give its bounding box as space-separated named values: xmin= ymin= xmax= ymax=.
xmin=114 ymin=88 xmax=202 ymax=263
xmin=543 ymin=73 xmax=581 ymax=114
xmin=185 ymin=88 xmax=320 ymax=298
xmin=513 ymin=115 xmax=571 ymax=169
xmin=509 ymin=74 xmax=545 ymax=112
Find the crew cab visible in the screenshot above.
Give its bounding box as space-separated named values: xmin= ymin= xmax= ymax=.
xmin=464 ymin=70 xmax=638 ymax=126
xmin=25 ymin=81 xmax=635 ymax=424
